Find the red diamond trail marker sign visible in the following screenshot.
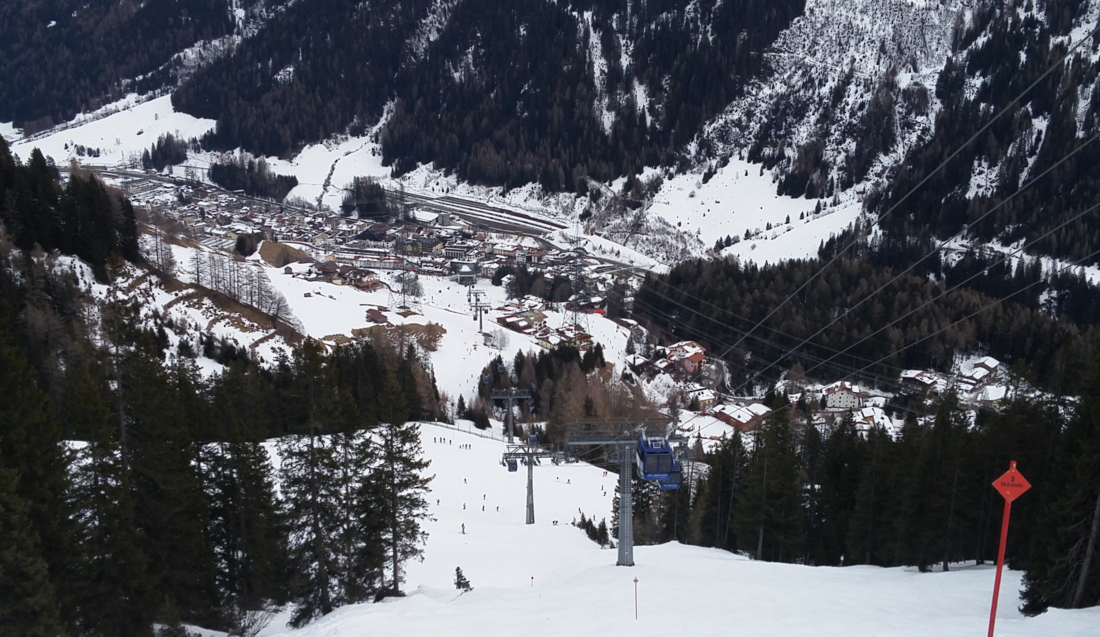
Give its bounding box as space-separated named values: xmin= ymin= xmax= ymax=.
xmin=993 ymin=464 xmax=1031 ymax=503
xmin=988 ymin=461 xmax=1031 ymax=637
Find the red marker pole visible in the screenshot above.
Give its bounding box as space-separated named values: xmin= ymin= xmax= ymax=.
xmin=988 ymin=461 xmax=1031 ymax=637
xmin=633 ymin=577 xmax=638 ymax=620
xmin=988 ymin=497 xmax=1012 ymax=637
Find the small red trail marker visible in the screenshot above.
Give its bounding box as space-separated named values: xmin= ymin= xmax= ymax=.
xmin=988 ymin=461 xmax=1031 ymax=637
xmin=633 ymin=577 xmax=639 ymax=620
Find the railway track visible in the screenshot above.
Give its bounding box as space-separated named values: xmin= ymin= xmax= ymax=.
xmin=393 ymin=189 xmax=568 ymax=235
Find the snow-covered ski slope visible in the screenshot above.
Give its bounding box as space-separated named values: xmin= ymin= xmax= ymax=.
xmin=228 ymin=422 xmax=1097 ymax=637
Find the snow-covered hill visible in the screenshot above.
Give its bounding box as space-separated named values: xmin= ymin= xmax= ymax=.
xmin=194 ymin=422 xmax=1098 ymax=637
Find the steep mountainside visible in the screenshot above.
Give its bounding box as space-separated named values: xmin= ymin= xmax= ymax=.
xmin=173 ymin=0 xmax=806 ymax=187
xmin=0 ymin=0 xmax=241 ymax=132
xmin=6 ymin=0 xmax=1100 ymax=269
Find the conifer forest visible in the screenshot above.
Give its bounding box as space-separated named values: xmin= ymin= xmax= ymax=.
xmin=3 ymin=0 xmax=1100 ymax=635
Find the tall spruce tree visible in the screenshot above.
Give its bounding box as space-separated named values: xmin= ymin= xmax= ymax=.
xmin=375 ymin=372 xmax=432 ymax=593
xmin=895 ymin=394 xmax=978 ymax=572
xmin=279 ymin=430 xmax=341 ymax=627
xmin=68 ymin=366 xmax=153 ymax=637
xmin=279 ymin=342 xmax=344 ymax=627
xmin=0 ymin=314 xmax=75 ymax=628
xmin=847 ymin=423 xmax=894 ymax=566
xmin=1022 ymin=344 xmax=1100 ymax=613
xmin=332 ymin=425 xmax=387 ymax=603
xmin=122 ymin=346 xmax=217 ymax=626
xmin=695 ymin=432 xmax=745 ymax=551
xmin=0 ymin=459 xmax=62 ymax=637
xmin=814 ymin=412 xmax=865 ymax=565
xmin=200 ymin=382 xmax=289 ymax=627
xmin=734 ymin=407 xmax=805 ymax=562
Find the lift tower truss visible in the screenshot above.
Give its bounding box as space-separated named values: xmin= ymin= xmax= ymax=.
xmin=467 ymin=288 xmax=491 ymax=333
xmin=501 ymin=435 xmax=562 ymax=525
xmin=491 ymin=388 xmax=531 ymax=444
xmin=565 ymin=418 xmax=686 ymax=567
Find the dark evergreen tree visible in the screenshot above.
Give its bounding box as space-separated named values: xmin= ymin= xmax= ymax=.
xmin=278 ymin=341 xmax=345 ymax=627
xmin=68 ymin=366 xmax=154 ymax=637
xmin=201 ymin=423 xmax=289 ymax=622
xmin=278 ymin=429 xmax=341 ymax=627
xmin=454 ymin=566 xmax=472 ymax=592
xmin=1022 ymin=343 xmax=1100 ymax=613
xmin=375 ymin=372 xmax=432 ymax=593
xmin=0 ymin=460 xmax=62 ymax=637
xmin=0 ymin=315 xmax=76 ymax=628
xmin=122 ymin=347 xmax=217 ymax=626
xmin=695 ymin=433 xmax=745 ymax=551
xmin=734 ymin=407 xmax=805 ymax=562
xmin=332 ymin=427 xmax=387 ymax=603
xmin=847 ymin=423 xmax=894 ymax=566
xmin=813 ymin=413 xmax=865 ymax=565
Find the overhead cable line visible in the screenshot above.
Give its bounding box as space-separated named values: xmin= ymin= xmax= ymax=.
xmin=710 ymin=20 xmax=1100 ymax=369
xmin=679 ymin=243 xmax=1100 ymax=440
xmin=797 ymin=197 xmax=1100 ymax=383
xmin=732 ymin=129 xmax=1100 ymax=392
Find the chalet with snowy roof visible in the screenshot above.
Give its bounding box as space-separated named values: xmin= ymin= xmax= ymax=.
xmin=823 ymin=381 xmax=862 ymax=410
xmin=666 ymin=341 xmax=706 ymax=375
xmin=712 ymin=402 xmax=771 ymax=432
xmin=563 ymin=331 xmax=593 ymax=352
xmin=625 ymin=354 xmax=650 ymax=374
xmin=497 ymin=309 xmax=547 ymax=335
xmin=685 ymin=384 xmax=717 ymax=411
xmin=457 ymin=265 xmax=477 ymax=286
xmin=620 ymin=318 xmax=647 ymax=342
xmin=974 ymin=356 xmax=1000 ymax=372
xmin=855 ymin=406 xmax=891 ymax=431
xmin=963 ymin=366 xmax=992 ymax=386
xmin=354 ymin=278 xmax=384 ymax=292
xmin=900 ymin=369 xmax=939 ymax=391
xmin=311 ymin=261 xmax=340 ymax=280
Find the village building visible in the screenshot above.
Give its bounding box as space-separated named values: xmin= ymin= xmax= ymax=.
xmin=684 ymin=383 xmax=717 ymax=411
xmin=712 ymin=402 xmax=771 ymax=431
xmin=822 ymin=381 xmax=862 ymax=410
xmin=666 ymin=341 xmax=706 ymax=375
xmin=457 ymin=265 xmax=477 ymax=286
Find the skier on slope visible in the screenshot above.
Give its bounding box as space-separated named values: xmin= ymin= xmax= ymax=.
xmin=462 ymin=523 xmax=465 ymax=534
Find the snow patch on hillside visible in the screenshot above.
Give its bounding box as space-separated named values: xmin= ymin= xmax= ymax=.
xmin=0 ymin=121 xmax=21 ymax=142
xmin=408 ymin=0 xmax=461 ymax=61
xmin=10 ymin=95 xmax=215 ymax=168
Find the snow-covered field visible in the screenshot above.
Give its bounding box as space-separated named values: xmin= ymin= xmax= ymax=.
xmin=265 ymin=267 xmax=632 ymax=402
xmin=8 ymin=95 xmax=215 ymax=168
xmin=644 ymin=156 xmax=863 ymax=264
xmin=193 ymin=421 xmax=1098 ymax=637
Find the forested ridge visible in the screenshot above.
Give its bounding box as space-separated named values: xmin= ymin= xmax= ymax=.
xmin=0 ymin=0 xmax=234 ymax=133
xmin=171 ymin=0 xmax=804 ymax=186
xmin=637 ymin=252 xmax=1096 ymax=395
xmin=868 ymin=0 xmax=1100 ymax=266
xmin=0 ymin=136 xmax=140 ymax=281
xmin=0 ymin=140 xmax=440 ymax=635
